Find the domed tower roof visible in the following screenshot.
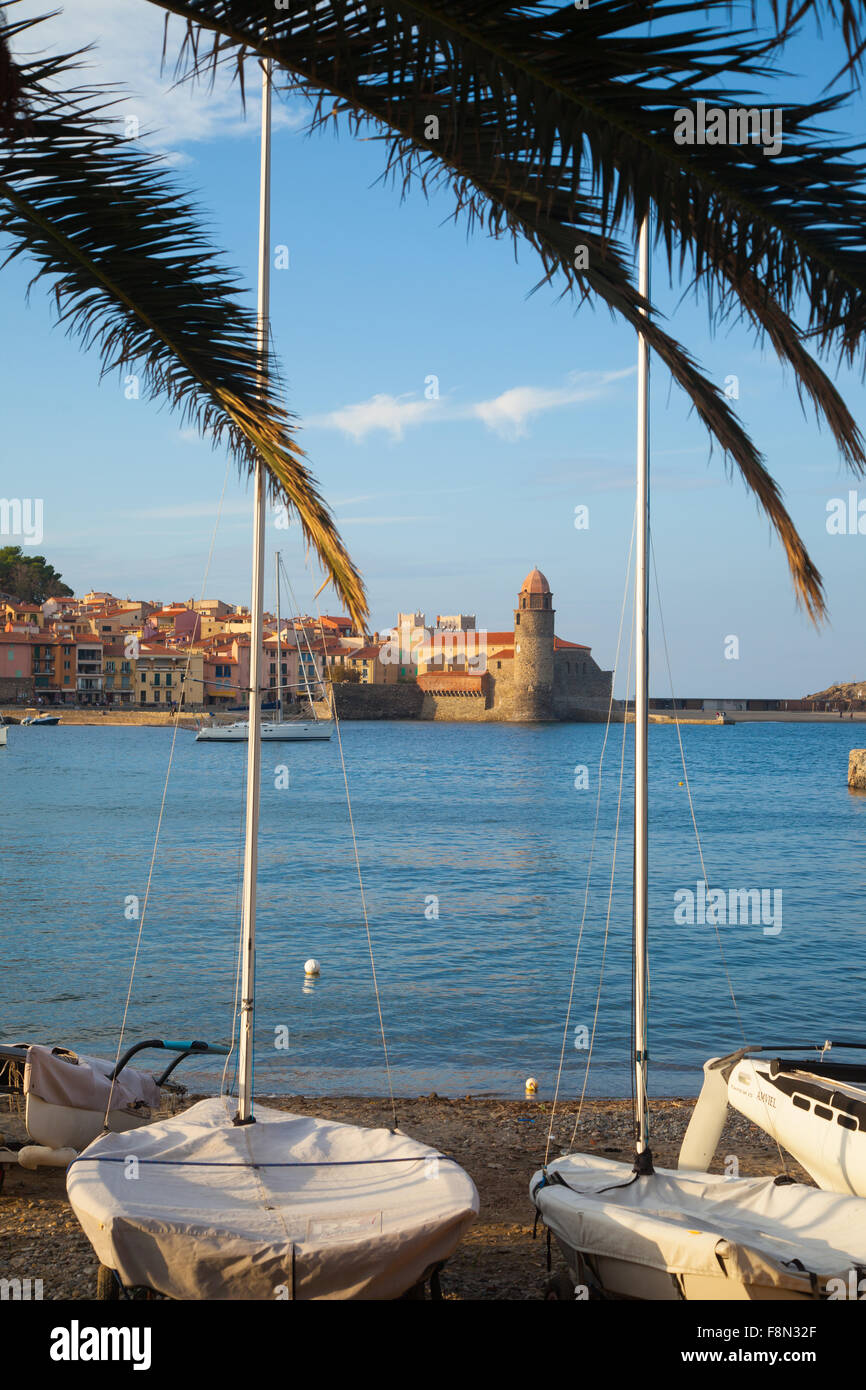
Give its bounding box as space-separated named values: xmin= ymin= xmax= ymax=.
xmin=519 ymin=567 xmax=551 ymax=596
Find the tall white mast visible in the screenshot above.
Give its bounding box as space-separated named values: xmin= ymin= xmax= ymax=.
xmin=235 ymin=56 xmax=272 ymax=1126
xmin=633 ymin=215 xmax=651 ymax=1164
xmin=275 ymin=551 xmax=283 ymax=723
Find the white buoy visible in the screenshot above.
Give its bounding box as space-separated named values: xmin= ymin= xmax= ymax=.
xmin=525 ymin=1076 xmax=538 ymax=1095
xmin=304 ymin=958 xmax=321 ymax=977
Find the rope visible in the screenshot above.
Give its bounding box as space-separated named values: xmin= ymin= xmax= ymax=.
xmin=70 ymin=1154 xmax=457 ymax=1168
xmin=570 ymin=570 xmax=636 ymax=1150
xmin=103 ymin=459 xmax=234 ymax=1127
xmin=543 ymin=503 xmax=636 ymax=1163
xmin=649 ymin=537 xmax=788 ymax=1176
xmin=312 ymin=594 xmax=399 ymax=1131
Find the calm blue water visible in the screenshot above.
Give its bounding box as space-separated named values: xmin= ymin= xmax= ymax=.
xmin=2 ymin=721 xmax=865 ymax=1099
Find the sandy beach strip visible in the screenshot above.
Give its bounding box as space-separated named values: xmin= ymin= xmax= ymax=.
xmin=0 ymin=1094 xmax=809 ymax=1301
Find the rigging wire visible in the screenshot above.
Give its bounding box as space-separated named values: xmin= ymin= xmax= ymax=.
xmin=649 ymin=537 xmax=789 ymax=1176
xmin=104 ymin=457 xmax=234 ymax=1127
xmin=311 ymin=594 xmax=399 ymax=1131
xmin=543 ymin=503 xmax=636 ymax=1164
xmin=571 ymin=572 xmax=636 ymax=1151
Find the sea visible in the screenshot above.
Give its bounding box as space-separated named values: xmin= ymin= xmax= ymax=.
xmin=3 ymin=720 xmax=865 ymax=1099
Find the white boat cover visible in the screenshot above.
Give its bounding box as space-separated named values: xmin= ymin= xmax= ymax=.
xmin=25 ymin=1045 xmax=161 ymax=1114
xmin=532 ymin=1153 xmax=866 ymax=1293
xmin=67 ymin=1097 xmax=478 ymax=1300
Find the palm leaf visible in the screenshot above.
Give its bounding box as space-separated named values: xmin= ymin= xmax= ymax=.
xmin=0 ymin=5 xmax=368 ymax=630
xmin=145 ymin=0 xmax=866 ymax=620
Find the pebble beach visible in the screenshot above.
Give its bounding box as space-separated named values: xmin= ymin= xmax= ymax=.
xmin=0 ymin=1093 xmax=809 ymax=1301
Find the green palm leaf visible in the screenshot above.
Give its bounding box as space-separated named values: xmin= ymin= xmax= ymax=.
xmin=0 ymin=6 xmax=368 ymax=631
xmin=150 ymin=0 xmax=866 ymax=619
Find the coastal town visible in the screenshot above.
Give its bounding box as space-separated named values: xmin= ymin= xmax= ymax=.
xmin=2 ymin=571 xmax=862 ymax=723
xmin=0 ymin=568 xmax=616 ymax=722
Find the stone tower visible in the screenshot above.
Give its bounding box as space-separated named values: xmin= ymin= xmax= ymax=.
xmin=512 ymin=568 xmax=555 ymax=721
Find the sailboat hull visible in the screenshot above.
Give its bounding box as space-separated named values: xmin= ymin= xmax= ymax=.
xmin=728 ymin=1058 xmax=866 ymax=1196
xmin=196 ymin=720 xmax=331 ymax=742
xmin=532 ymin=1153 xmax=866 ymax=1300
xmin=67 ymin=1097 xmax=478 ymax=1300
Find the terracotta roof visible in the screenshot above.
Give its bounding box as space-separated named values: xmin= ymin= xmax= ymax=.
xmin=554 ymin=637 xmax=590 ymax=651
xmin=347 ymin=646 xmax=383 ymax=661
xmin=520 ymin=568 xmax=551 ymax=595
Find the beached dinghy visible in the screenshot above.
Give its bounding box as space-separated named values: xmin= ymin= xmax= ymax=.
xmin=679 ymin=1043 xmax=866 ymax=1196
xmin=68 ymin=1096 xmax=477 ymax=1300
xmin=533 ymin=1154 xmax=866 ymax=1300
xmin=0 ymin=1038 xmax=227 ymax=1173
xmin=531 ymin=220 xmax=866 ymax=1300
xmin=68 ymin=62 xmax=477 ymax=1300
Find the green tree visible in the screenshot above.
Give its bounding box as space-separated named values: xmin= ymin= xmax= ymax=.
xmin=0 ymin=545 xmax=73 ymax=601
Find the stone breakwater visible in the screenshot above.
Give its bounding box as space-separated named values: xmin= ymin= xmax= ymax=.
xmin=1 ymin=708 xmax=199 ymax=728
xmin=848 ymin=748 xmax=866 ymax=789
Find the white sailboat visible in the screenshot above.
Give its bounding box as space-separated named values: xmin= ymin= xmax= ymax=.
xmin=67 ymin=60 xmax=477 ymax=1299
xmin=680 ymin=1042 xmax=866 ymax=1197
xmin=0 ymin=724 xmax=7 ymax=746
xmin=196 ymin=554 xmax=333 ymax=743
xmin=530 ymin=219 xmax=866 ymax=1301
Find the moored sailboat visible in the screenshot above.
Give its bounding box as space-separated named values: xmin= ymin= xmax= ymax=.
xmin=530 ymin=220 xmax=866 ymax=1300
xmin=67 ymin=58 xmax=477 ymax=1299
xmin=196 ymin=553 xmax=333 ymax=742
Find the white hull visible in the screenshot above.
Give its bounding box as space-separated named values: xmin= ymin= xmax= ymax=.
xmin=733 ymin=1057 xmax=866 ymax=1195
xmin=0 ymin=725 xmax=6 ymax=746
xmin=532 ymin=1152 xmax=866 ymax=1300
xmin=681 ymin=1055 xmax=866 ymax=1197
xmin=68 ymin=1097 xmax=478 ymax=1300
xmin=196 ymin=720 xmax=331 ymax=742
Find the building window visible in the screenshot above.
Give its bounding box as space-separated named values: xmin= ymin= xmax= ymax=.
xmin=141 ymin=672 xmax=146 ymax=683
xmin=515 ymin=613 xmax=520 ymax=625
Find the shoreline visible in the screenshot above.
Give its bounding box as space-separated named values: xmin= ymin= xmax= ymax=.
xmin=4 ymin=706 xmax=865 ymax=728
xmin=0 ymin=1093 xmax=811 ymax=1301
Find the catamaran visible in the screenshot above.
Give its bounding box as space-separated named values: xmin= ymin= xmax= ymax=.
xmin=67 ymin=58 xmax=477 ymax=1299
xmin=680 ymin=1041 xmax=866 ymax=1197
xmin=530 ymin=219 xmax=866 ymax=1300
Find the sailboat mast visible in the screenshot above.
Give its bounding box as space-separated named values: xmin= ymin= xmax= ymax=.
xmin=634 ymin=215 xmax=651 ymax=1161
xmin=275 ymin=551 xmax=283 ymax=722
xmin=235 ymin=56 xmax=272 ymax=1126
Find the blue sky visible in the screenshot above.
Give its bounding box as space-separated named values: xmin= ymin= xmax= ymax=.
xmin=3 ymin=1 xmax=865 ymax=696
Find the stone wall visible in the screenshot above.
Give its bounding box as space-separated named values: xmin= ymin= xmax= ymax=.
xmin=324 ymin=682 xmax=426 ymax=720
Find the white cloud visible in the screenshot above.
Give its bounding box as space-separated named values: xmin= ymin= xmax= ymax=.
xmin=473 ymin=370 xmax=632 ymax=439
xmin=11 ymin=1 xmax=306 ymax=154
xmin=310 ymin=394 xmax=440 ymax=442
xmin=309 ymin=369 xmax=634 ymax=442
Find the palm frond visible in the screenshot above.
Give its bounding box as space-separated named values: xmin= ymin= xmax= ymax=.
xmin=145 ymin=0 xmax=866 ymax=618
xmin=0 ymin=6 xmax=367 ymax=630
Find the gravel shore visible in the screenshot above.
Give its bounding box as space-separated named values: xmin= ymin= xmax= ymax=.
xmin=0 ymin=1093 xmax=807 ymax=1301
